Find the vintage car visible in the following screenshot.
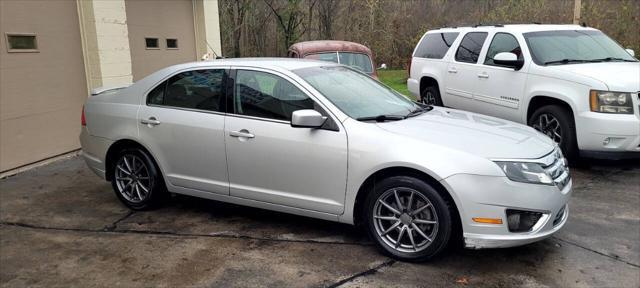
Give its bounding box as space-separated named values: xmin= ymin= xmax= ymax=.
xmin=288 ymin=40 xmax=378 ymax=78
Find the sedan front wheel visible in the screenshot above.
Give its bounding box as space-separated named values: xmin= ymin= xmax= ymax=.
xmin=365 ymin=176 xmax=453 ymax=261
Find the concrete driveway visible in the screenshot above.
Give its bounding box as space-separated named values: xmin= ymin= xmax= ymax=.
xmin=1 ymin=156 xmax=638 ymax=287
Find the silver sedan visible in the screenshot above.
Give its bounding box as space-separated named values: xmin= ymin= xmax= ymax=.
xmin=80 ymin=58 xmax=571 ymax=261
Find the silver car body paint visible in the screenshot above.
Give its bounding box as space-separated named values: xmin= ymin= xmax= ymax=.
xmin=80 ymin=58 xmax=571 ymax=249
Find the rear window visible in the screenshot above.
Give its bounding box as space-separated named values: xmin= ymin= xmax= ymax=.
xmin=413 ymin=32 xmax=459 ymax=59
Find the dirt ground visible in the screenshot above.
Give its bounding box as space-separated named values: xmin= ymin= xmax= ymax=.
xmin=1 ymin=156 xmax=638 ymax=287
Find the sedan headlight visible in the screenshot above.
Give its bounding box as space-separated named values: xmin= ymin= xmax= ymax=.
xmin=590 ymin=90 xmax=634 ymax=114
xmin=494 ymin=161 xmax=553 ymax=185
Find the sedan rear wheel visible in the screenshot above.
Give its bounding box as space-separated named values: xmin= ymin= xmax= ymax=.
xmin=111 ymin=148 xmax=167 ymax=210
xmin=365 ymin=176 xmax=453 ymax=262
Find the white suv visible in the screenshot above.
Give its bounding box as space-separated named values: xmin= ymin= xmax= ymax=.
xmin=407 ymin=24 xmax=640 ymax=161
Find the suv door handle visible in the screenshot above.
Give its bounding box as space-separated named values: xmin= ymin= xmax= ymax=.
xmin=230 ymin=130 xmax=255 ymax=139
xmin=447 ymin=67 xmax=458 ymax=73
xmin=141 ymin=117 xmax=161 ymax=126
xmin=477 ymin=72 xmax=489 ymax=79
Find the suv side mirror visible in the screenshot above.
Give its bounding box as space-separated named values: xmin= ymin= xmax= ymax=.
xmin=625 ymin=48 xmax=635 ymax=57
xmin=494 ymin=52 xmax=524 ymax=70
xmin=291 ymin=109 xmax=327 ymax=128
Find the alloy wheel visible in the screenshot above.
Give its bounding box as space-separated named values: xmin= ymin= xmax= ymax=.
xmin=533 ymin=113 xmax=563 ymax=144
xmin=372 ymin=187 xmax=439 ymax=253
xmin=422 ymin=91 xmax=436 ymax=105
xmin=115 ymin=154 xmax=152 ymax=203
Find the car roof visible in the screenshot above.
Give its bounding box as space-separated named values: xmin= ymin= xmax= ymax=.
xmin=430 ymin=24 xmax=599 ymax=34
xmin=164 ymin=57 xmax=338 ymax=72
xmin=288 ymin=40 xmax=372 ymax=55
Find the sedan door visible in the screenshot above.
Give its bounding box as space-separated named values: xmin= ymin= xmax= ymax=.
xmin=137 ymin=68 xmax=230 ymax=195
xmin=225 ymin=68 xmax=348 ymax=214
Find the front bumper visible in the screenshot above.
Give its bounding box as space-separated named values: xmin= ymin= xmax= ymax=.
xmin=407 ymin=78 xmax=420 ymax=98
xmin=576 ymin=110 xmax=640 ymax=156
xmin=440 ymin=173 xmax=572 ymax=249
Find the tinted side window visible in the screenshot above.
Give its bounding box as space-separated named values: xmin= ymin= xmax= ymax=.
xmin=151 ymin=69 xmax=226 ymax=111
xmin=455 ymin=32 xmax=488 ymax=63
xmin=484 ymin=33 xmax=523 ymax=66
xmin=234 ymin=70 xmax=314 ymax=121
xmin=147 ymin=82 xmax=166 ymax=105
xmin=414 ymin=32 xmax=459 ymax=59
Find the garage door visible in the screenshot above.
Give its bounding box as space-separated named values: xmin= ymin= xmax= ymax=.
xmin=0 ymin=0 xmax=88 ymax=172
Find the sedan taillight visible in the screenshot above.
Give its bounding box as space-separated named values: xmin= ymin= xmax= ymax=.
xmin=81 ymin=106 xmax=86 ymax=126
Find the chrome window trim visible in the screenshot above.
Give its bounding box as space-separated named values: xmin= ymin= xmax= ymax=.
xmin=146 ymin=104 xmax=226 ymax=117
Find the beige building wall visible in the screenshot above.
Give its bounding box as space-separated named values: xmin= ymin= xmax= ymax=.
xmin=77 ymin=0 xmax=134 ymax=90
xmin=0 ymin=0 xmax=222 ymax=173
xmin=0 ymin=0 xmax=88 ymax=172
xmin=125 ymin=0 xmax=197 ymax=81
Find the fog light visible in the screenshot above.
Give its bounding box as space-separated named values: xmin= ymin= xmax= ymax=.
xmin=506 ymin=209 xmax=542 ymax=232
xmin=603 ymin=137 xmax=611 ymax=145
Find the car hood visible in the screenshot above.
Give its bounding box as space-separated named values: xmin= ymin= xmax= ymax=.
xmin=548 ymin=62 xmax=640 ymax=91
xmin=377 ymin=107 xmax=555 ymax=159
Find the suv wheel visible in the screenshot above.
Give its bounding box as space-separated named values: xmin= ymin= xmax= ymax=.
xmin=364 ymin=176 xmax=452 ymax=262
xmin=529 ymin=105 xmax=578 ymax=161
xmin=111 ymin=148 xmax=167 ymax=210
xmin=420 ymin=85 xmax=443 ymax=106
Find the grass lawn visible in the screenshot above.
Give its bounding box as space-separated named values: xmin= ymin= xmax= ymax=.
xmin=377 ymin=69 xmax=415 ymax=100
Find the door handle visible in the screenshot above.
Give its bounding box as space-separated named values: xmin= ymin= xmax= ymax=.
xmin=141 ymin=117 xmax=161 ymax=126
xmin=477 ymin=72 xmax=489 ymax=79
xmin=229 ymin=130 xmax=255 ymax=139
xmin=447 ymin=67 xmax=458 ymax=73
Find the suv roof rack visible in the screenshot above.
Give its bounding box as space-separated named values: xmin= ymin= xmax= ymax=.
xmin=472 ymin=23 xmax=504 ymax=28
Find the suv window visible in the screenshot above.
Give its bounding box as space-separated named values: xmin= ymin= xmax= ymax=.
xmin=147 ymin=69 xmax=226 ymax=112
xmin=484 ymin=33 xmax=523 ymax=66
xmin=414 ymin=32 xmax=460 ymax=59
xmin=234 ymin=70 xmax=314 ymax=121
xmin=455 ymin=32 xmax=488 ymax=63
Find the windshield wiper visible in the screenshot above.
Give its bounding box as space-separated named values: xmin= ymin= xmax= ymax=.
xmin=588 ymin=57 xmax=637 ymax=62
xmin=406 ymin=105 xmax=433 ymax=118
xmin=543 ymin=59 xmax=591 ymax=65
xmin=357 ymin=115 xmax=406 ymax=122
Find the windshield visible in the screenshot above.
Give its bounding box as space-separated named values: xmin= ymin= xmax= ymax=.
xmin=524 ymin=30 xmax=637 ymax=65
xmin=304 ymin=52 xmax=374 ymax=73
xmin=338 ymin=52 xmax=373 ymax=73
xmin=294 ymin=66 xmax=419 ymax=120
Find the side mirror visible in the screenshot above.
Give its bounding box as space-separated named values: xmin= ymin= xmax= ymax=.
xmin=291 ymin=109 xmax=327 ymax=128
xmin=493 ymin=52 xmax=524 ymax=70
xmin=625 ymin=48 xmax=635 ymax=57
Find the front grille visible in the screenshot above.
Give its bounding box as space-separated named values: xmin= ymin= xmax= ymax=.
xmin=541 ymin=149 xmax=570 ymax=190
xmin=553 ymin=205 xmax=566 ymax=226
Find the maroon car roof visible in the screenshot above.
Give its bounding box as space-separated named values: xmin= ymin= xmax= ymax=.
xmin=288 ymin=40 xmax=372 ymax=56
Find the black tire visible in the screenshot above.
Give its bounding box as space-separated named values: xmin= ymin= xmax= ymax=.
xmin=110 ymin=148 xmax=168 ymax=210
xmin=420 ymin=85 xmax=443 ymax=106
xmin=528 ymin=105 xmax=579 ymax=162
xmin=364 ymin=176 xmax=453 ymax=262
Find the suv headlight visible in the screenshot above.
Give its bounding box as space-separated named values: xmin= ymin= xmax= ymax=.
xmin=494 ymin=161 xmax=553 ymax=185
xmin=590 ymin=90 xmax=634 ymax=114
